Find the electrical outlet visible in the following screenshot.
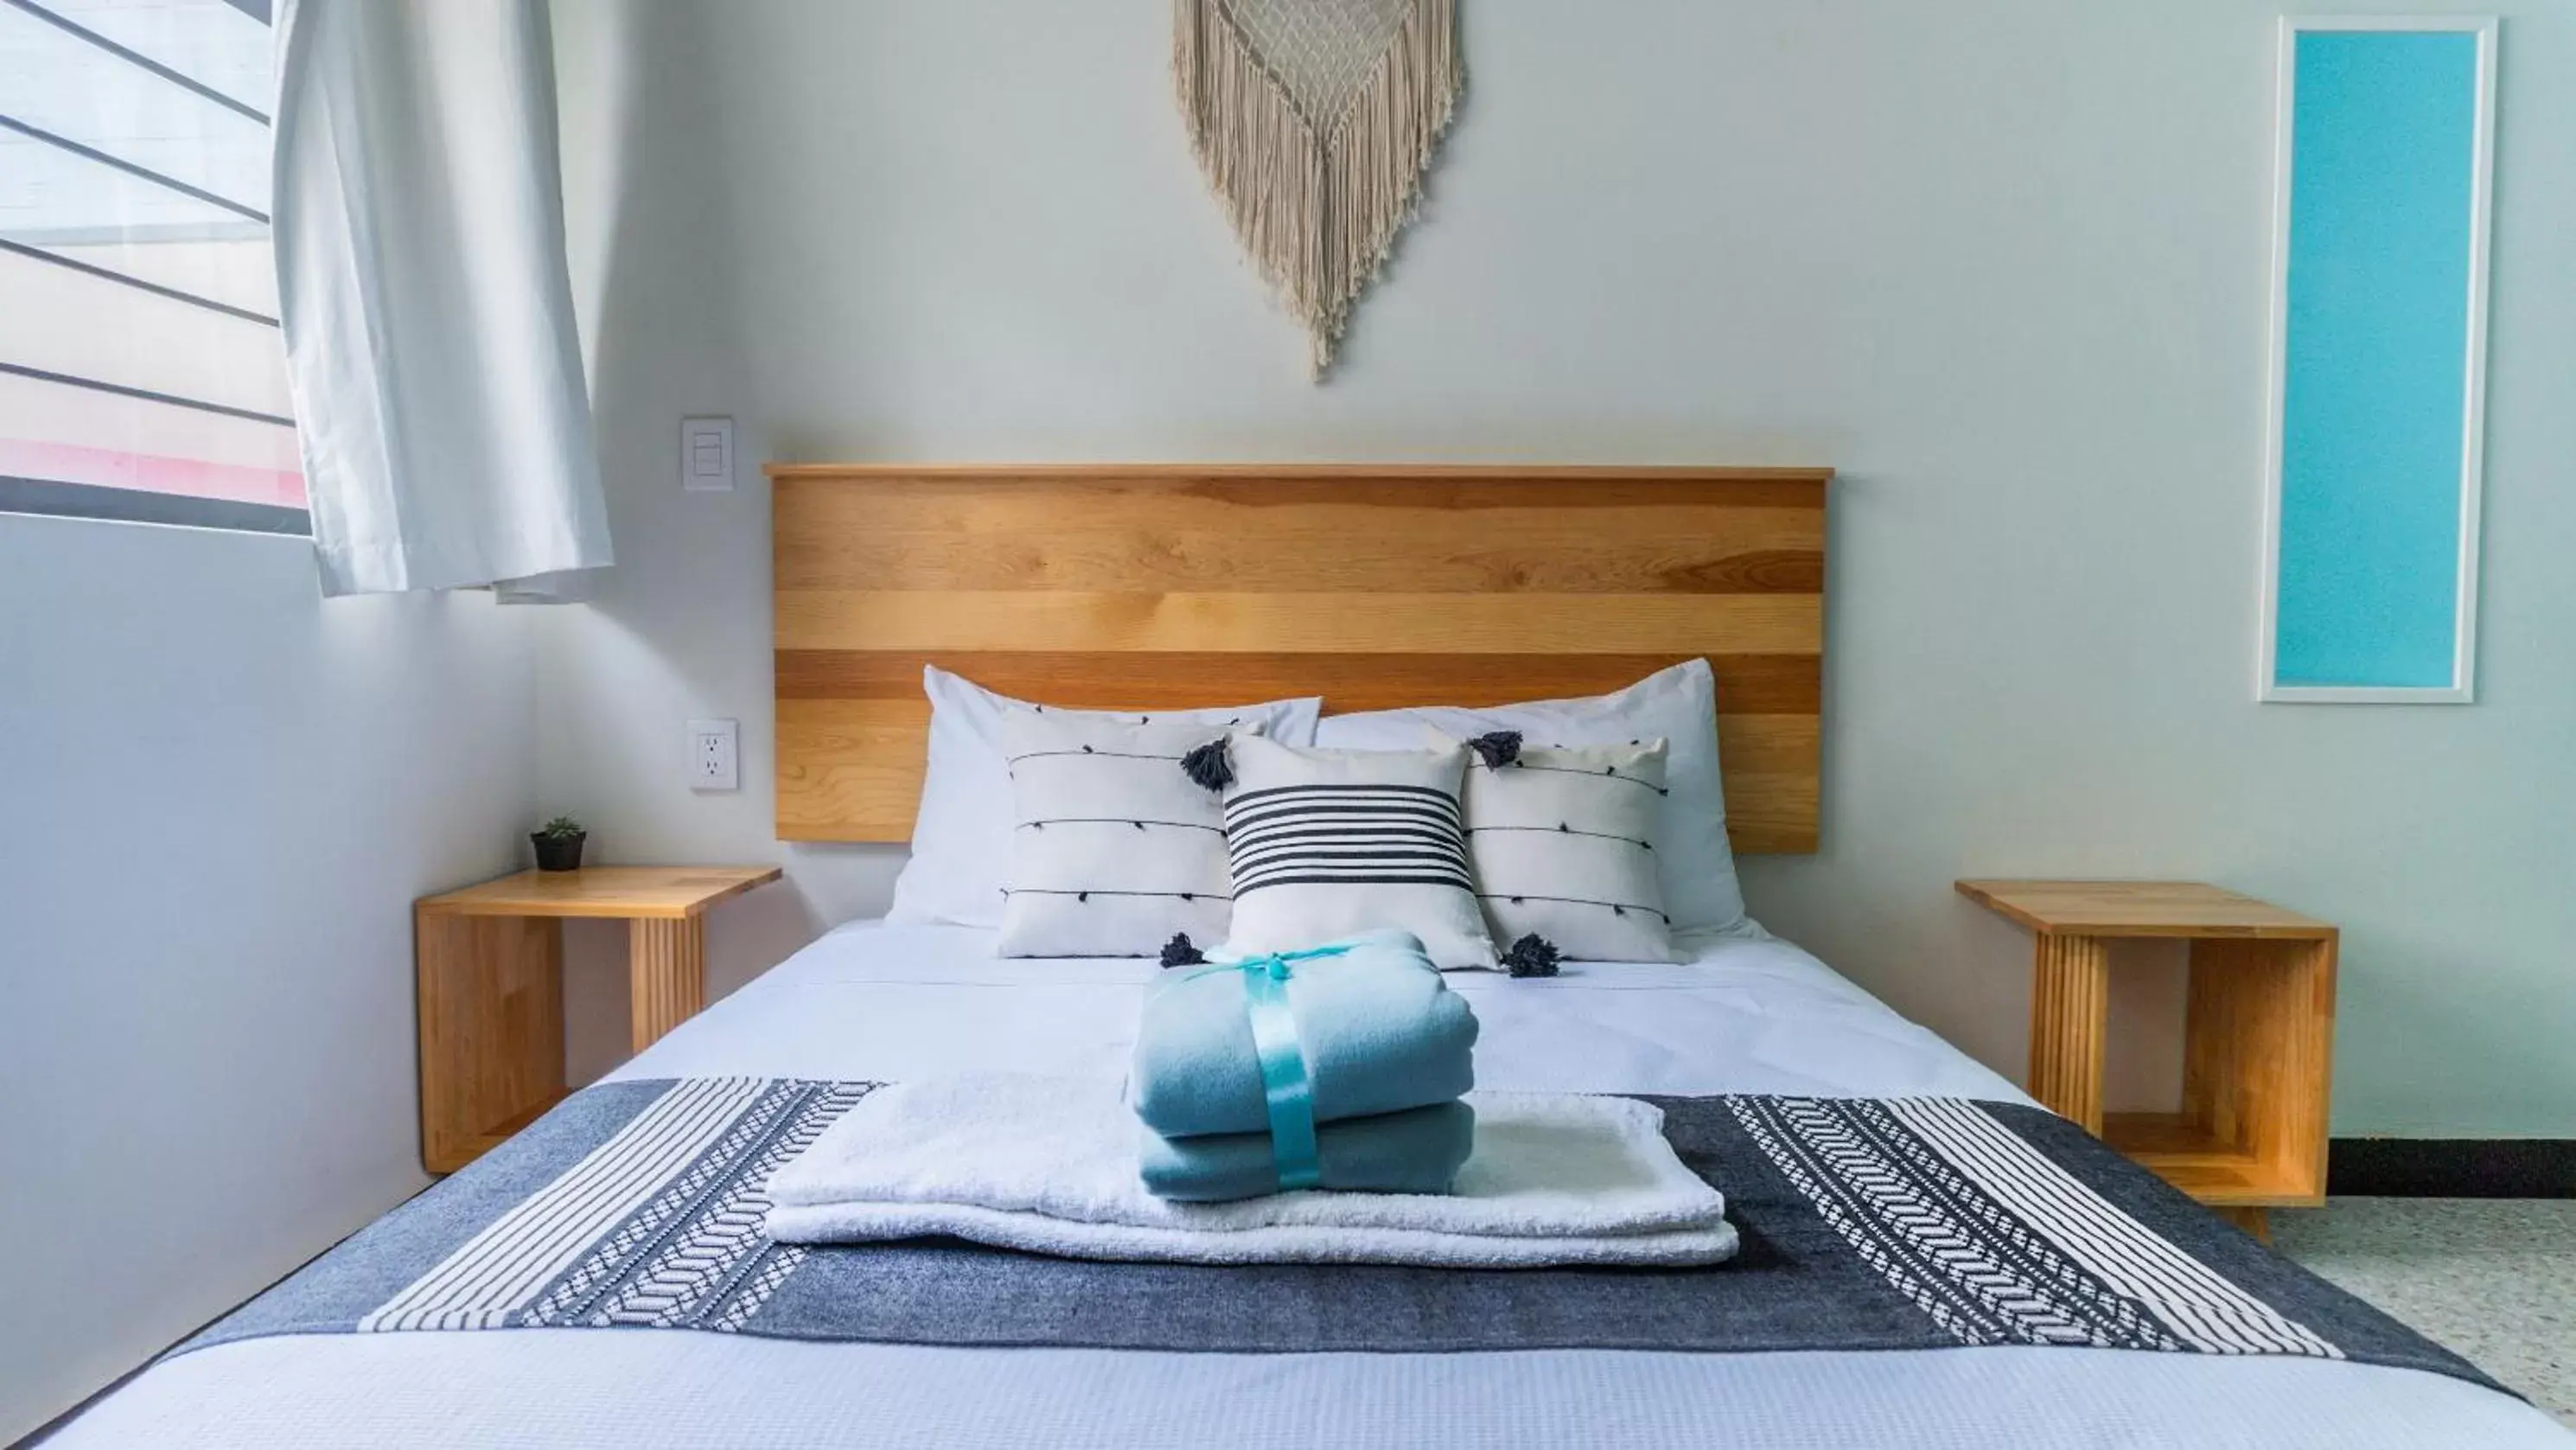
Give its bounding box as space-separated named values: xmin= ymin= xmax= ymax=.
xmin=688 ymin=719 xmax=739 ymax=792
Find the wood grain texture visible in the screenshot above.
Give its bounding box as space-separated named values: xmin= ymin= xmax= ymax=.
xmin=629 ymin=917 xmax=707 ymax=1054
xmin=2179 ymin=935 xmax=2337 ymax=1205
xmin=417 ymin=912 xmax=564 ymax=1174
xmin=773 ymin=464 xmax=1829 ymax=851
xmin=1954 ymin=879 xmax=2336 ymax=939
xmin=1965 ymin=878 xmax=2337 ymax=1216
xmin=2103 ymin=1113 xmax=2290 ymax=1208
xmin=2216 ymin=1205 xmax=2273 ymax=1242
xmin=778 ymin=591 xmax=1820 ymax=655
xmin=766 ymin=461 xmax=1834 ymax=491
xmin=2027 ymin=933 xmax=2111 ymax=1135
xmin=417 ymin=867 xmax=782 ymax=1173
xmin=776 ymin=650 xmax=1822 ymax=713
xmin=419 ymin=866 xmax=783 ymax=920
xmin=777 ymin=475 xmax=1822 ymax=594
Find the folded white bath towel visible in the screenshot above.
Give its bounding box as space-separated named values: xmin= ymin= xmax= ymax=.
xmin=762 ymin=1074 xmax=1738 ymax=1268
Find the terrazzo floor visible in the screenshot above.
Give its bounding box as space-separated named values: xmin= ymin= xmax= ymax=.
xmin=2274 ymin=1198 xmax=2576 ymax=1426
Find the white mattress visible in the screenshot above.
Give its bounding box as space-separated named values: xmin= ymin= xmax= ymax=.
xmin=52 ymin=923 xmax=2568 ymax=1449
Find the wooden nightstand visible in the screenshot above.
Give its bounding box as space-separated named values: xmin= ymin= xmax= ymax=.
xmin=414 ymin=866 xmax=783 ymax=1172
xmin=1955 ymin=880 xmax=2337 ymax=1240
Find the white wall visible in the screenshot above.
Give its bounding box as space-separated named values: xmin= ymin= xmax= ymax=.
xmin=542 ymin=0 xmax=2576 ymax=1137
xmin=0 ymin=513 xmax=534 ymax=1441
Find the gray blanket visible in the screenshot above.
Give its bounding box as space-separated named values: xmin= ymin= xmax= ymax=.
xmin=181 ymin=1077 xmax=2497 ymax=1394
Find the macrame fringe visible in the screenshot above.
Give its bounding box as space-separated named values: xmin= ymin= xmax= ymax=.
xmin=1173 ymin=0 xmax=1463 ymax=378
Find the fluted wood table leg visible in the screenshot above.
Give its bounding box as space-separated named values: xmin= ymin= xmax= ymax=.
xmin=629 ymin=917 xmax=707 ymax=1054
xmin=2028 ymin=932 xmax=2111 ymax=1135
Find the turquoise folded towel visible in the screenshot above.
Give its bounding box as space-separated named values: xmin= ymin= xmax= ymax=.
xmin=1137 ymin=1100 xmax=1477 ymax=1202
xmin=1132 ymin=929 xmax=1479 ymax=1139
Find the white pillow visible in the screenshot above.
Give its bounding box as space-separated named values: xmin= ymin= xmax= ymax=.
xmin=1459 ymin=736 xmax=1681 ymax=963
xmin=1313 ymin=660 xmax=1750 ymax=936
xmin=887 ymin=666 xmax=1323 ymax=930
xmin=996 ymin=712 xmax=1236 ymax=957
xmin=1215 ymin=734 xmax=1498 ymax=970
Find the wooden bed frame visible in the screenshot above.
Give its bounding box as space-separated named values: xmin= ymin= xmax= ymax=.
xmin=771 ymin=463 xmax=1828 ymax=853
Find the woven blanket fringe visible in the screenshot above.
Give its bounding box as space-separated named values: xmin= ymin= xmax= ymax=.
xmin=1173 ymin=0 xmax=1463 ymax=377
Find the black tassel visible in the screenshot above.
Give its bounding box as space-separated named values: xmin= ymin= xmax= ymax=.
xmin=1160 ymin=933 xmax=1207 ymax=968
xmin=1502 ymin=934 xmax=1562 ymax=979
xmin=1180 ymin=737 xmax=1234 ymax=791
xmin=1466 ymin=731 xmax=1523 ymax=769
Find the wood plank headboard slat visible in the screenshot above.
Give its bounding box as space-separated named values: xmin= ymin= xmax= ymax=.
xmin=771 ymin=464 xmax=1828 ymax=854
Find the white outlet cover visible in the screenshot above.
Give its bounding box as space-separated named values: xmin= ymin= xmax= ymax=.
xmin=681 ymin=417 xmax=734 ymax=492
xmin=688 ymin=718 xmax=739 ymax=792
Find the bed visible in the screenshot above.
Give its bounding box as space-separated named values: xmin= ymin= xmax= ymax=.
xmin=50 ymin=465 xmax=2569 ymax=1447
xmin=53 ymin=923 xmax=2568 ymax=1447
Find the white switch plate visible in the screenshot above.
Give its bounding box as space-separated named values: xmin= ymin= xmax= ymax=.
xmin=688 ymin=718 xmax=739 ymax=791
xmin=680 ymin=417 xmax=734 ymax=492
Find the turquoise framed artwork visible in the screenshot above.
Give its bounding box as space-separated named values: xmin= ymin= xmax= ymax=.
xmin=2259 ymin=17 xmax=2496 ymax=703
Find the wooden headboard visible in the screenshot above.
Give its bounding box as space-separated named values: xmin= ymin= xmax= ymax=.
xmin=772 ymin=464 xmax=1827 ymax=853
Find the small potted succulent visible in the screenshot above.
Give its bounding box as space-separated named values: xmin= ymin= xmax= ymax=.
xmin=531 ymin=815 xmax=588 ymax=872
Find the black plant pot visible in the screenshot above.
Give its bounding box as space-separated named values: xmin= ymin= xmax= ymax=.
xmin=532 ymin=832 xmax=587 ymax=872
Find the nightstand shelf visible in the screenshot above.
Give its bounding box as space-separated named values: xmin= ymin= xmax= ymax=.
xmin=415 ymin=866 xmax=782 ymax=1173
xmin=2103 ymin=1113 xmax=2303 ymax=1206
xmin=1957 ymin=879 xmax=2338 ymax=1241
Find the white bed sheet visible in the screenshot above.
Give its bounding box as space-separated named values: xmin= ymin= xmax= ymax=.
xmin=605 ymin=921 xmax=2031 ymax=1102
xmin=52 ymin=923 xmax=2568 ymax=1449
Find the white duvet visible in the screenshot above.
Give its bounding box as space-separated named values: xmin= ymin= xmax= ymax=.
xmin=50 ymin=921 xmax=2569 ymax=1449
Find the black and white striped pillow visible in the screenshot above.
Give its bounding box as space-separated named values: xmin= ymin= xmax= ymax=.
xmin=1461 ymin=737 xmax=1681 ymax=962
xmin=996 ymin=711 xmax=1245 ymax=956
xmin=1216 ymin=734 xmax=1498 ymax=970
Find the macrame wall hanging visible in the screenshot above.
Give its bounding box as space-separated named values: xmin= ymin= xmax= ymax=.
xmin=1172 ymin=0 xmax=1463 ymax=378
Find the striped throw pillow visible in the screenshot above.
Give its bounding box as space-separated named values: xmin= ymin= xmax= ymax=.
xmin=1216 ymin=734 xmax=1498 ymax=970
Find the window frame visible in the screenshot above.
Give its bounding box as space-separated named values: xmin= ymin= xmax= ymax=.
xmin=0 ymin=0 xmax=305 ymax=537
xmin=0 ymin=472 xmax=305 ymax=534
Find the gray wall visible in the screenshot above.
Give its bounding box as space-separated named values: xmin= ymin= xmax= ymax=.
xmin=0 ymin=514 xmax=534 ymax=1440
xmin=542 ymin=0 xmax=2576 ymax=1134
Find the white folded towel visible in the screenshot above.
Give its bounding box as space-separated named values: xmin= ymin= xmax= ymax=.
xmin=762 ymin=1074 xmax=1738 ymax=1268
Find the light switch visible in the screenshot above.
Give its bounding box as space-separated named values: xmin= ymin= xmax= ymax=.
xmin=681 ymin=417 xmax=734 ymax=492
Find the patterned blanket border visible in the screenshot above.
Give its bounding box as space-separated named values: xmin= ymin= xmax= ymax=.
xmin=175 ymin=1079 xmax=2503 ymax=1402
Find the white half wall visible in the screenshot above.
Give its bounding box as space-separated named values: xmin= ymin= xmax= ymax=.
xmin=0 ymin=513 xmax=534 ymax=1440
xmin=541 ymin=0 xmax=2576 ymax=1137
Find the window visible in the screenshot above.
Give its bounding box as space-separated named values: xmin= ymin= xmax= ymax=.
xmin=0 ymin=0 xmax=303 ymax=534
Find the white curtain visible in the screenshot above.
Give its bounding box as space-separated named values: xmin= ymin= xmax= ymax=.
xmin=271 ymin=0 xmax=609 ymax=597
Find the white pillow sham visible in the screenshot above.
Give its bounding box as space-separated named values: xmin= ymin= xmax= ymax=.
xmin=996 ymin=711 xmax=1237 ymax=957
xmin=887 ymin=666 xmax=1323 ymax=929
xmin=1461 ymin=736 xmax=1681 ymax=963
xmin=1312 ymin=659 xmax=1750 ymax=936
xmin=1215 ymin=733 xmax=1498 ymax=971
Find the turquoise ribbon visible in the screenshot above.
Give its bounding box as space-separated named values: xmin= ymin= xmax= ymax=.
xmin=1175 ymin=942 xmax=1355 ymax=1191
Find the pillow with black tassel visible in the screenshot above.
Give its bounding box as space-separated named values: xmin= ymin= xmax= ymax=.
xmin=1459 ymin=737 xmax=1681 ymax=963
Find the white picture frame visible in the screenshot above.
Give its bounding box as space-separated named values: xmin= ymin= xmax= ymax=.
xmin=2255 ymin=16 xmax=2496 ymax=705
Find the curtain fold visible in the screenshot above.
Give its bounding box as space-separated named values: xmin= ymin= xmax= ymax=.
xmin=272 ymin=0 xmax=610 ymax=597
